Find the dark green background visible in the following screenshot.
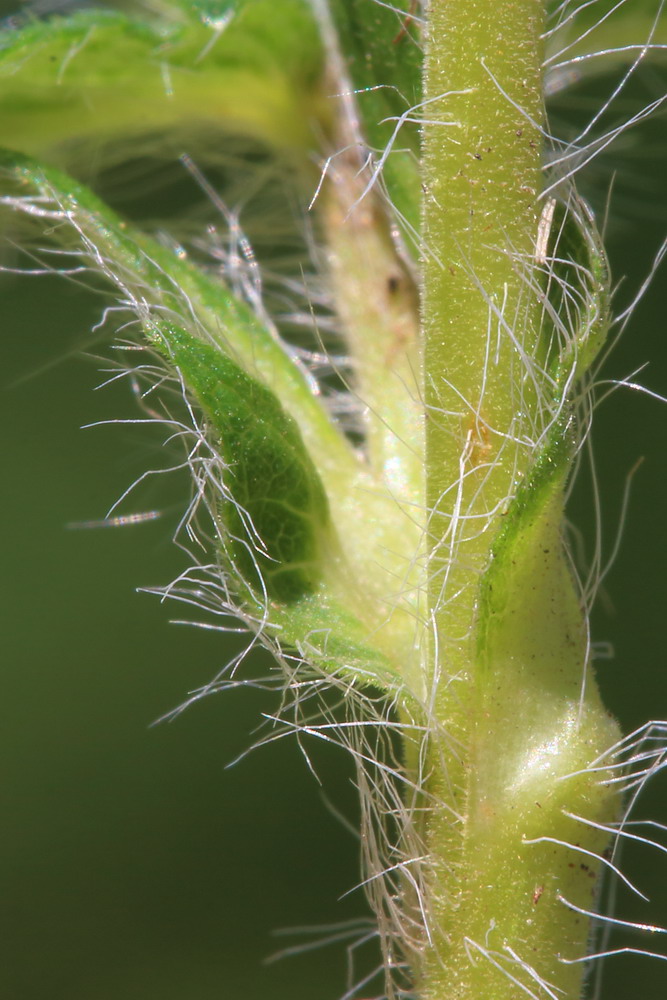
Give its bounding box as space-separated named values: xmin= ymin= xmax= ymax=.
xmin=1 ymin=12 xmax=667 ymax=1000
xmin=1 ymin=267 xmax=370 ymax=998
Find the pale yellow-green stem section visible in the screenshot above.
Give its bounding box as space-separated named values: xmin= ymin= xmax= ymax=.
xmin=319 ymin=153 xmax=425 ymax=643
xmin=314 ymin=83 xmax=426 ymax=692
xmin=322 ymin=152 xmax=422 ymax=505
xmin=419 ymin=3 xmax=621 ymax=998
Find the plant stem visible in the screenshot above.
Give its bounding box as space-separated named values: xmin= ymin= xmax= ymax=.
xmin=423 ymin=0 xmax=544 ymax=655
xmin=419 ymin=3 xmax=621 ymax=997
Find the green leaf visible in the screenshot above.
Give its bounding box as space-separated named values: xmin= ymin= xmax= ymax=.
xmin=476 ymin=190 xmax=611 ymax=671
xmin=327 ymin=0 xmax=422 ymax=237
xmin=0 ymin=150 xmax=358 ymax=498
xmin=0 ymin=147 xmax=404 ymax=688
xmin=270 ymin=594 xmax=401 ymax=689
xmin=153 ymin=323 xmax=333 ymax=603
xmin=475 ymin=193 xmax=609 ymax=681
xmin=539 ymin=194 xmax=611 ymax=385
xmin=477 ymin=411 xmax=573 ymax=655
xmin=0 ymin=2 xmax=329 ymax=167
xmin=157 ymin=321 xmax=401 ymax=688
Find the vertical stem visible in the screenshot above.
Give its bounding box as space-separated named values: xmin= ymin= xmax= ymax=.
xmin=423 ymin=0 xmax=544 ymax=667
xmin=418 ymin=4 xmax=620 ymax=999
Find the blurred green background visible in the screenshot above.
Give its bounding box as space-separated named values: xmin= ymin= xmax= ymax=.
xmin=1 ymin=5 xmax=667 ymax=999
xmin=1 ymin=266 xmax=370 ymax=999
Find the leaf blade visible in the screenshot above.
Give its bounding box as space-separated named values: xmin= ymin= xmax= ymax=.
xmin=0 ymin=2 xmax=329 ymax=165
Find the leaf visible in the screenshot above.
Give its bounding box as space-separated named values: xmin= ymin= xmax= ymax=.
xmin=271 ymin=593 xmax=402 ymax=689
xmin=0 ymin=1 xmax=329 ymax=167
xmin=475 ymin=186 xmax=612 ymax=691
xmin=476 ymin=356 xmax=598 ymax=708
xmin=0 ymin=150 xmax=358 ymax=495
xmin=538 ymin=193 xmax=611 ymax=384
xmin=154 ymin=322 xmax=333 ymax=603
xmin=327 ymin=0 xmax=422 ymax=236
xmin=0 ymin=147 xmax=402 ymax=689
xmin=147 ymin=319 xmax=404 ymax=687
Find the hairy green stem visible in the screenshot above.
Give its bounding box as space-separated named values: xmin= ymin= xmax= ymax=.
xmin=420 ymin=3 xmax=620 ymax=998
xmin=423 ymin=0 xmax=544 ymax=660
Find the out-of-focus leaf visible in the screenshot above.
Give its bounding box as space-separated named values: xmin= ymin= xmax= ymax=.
xmin=0 ymin=2 xmax=329 ymax=167
xmin=327 ymin=0 xmax=422 ymax=237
